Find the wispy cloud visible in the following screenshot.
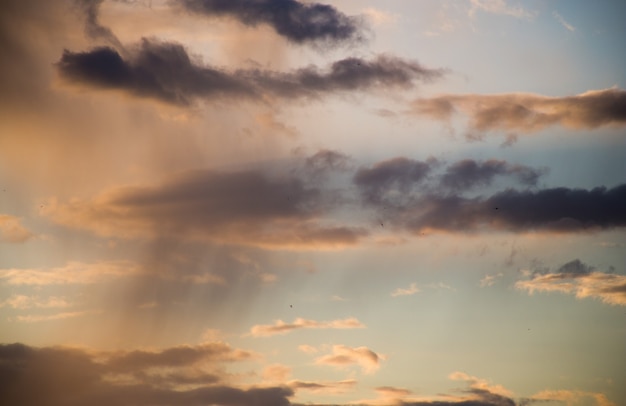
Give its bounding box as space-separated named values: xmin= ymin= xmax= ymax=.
xmin=516 ymin=259 xmax=626 ymax=306
xmin=469 ymin=0 xmax=536 ymax=20
xmin=0 ymin=214 xmax=34 ymax=243
xmin=480 ymin=272 xmax=503 ymax=287
xmin=553 ymin=11 xmax=575 ymax=32
xmin=0 ymin=295 xmax=72 ymax=309
xmin=0 ymin=261 xmax=140 ymax=285
xmin=249 ymin=317 xmax=365 ymax=337
xmin=391 ymin=282 xmax=420 ymax=297
xmin=12 ymin=310 xmax=94 ymax=323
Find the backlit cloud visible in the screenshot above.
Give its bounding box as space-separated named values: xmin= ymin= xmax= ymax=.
xmin=249 ymin=317 xmax=365 ymax=337
xmin=516 ymin=259 xmax=626 ymax=306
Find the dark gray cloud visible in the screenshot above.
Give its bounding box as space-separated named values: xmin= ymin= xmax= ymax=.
xmin=177 ymin=0 xmax=364 ymax=45
xmin=440 ymin=159 xmax=545 ymax=191
xmin=45 ymin=168 xmax=366 ymax=248
xmin=57 ymin=40 xmax=254 ymax=106
xmin=354 ymin=157 xmax=434 ymax=206
xmin=57 ymin=39 xmax=445 ymax=105
xmin=411 ymin=88 xmax=626 ymax=136
xmin=0 ymin=343 xmax=293 ymax=406
xmin=371 ymin=184 xmax=626 ymax=233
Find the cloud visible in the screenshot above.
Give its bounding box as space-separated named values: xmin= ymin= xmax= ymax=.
xmin=469 ymin=0 xmax=535 ymax=20
xmin=263 ymin=364 xmax=292 ymax=382
xmin=515 ymin=259 xmax=626 ymax=306
xmin=480 ymin=273 xmax=503 ymax=287
xmin=0 ymin=295 xmax=72 ymax=309
xmin=440 ymin=160 xmax=545 ymax=192
xmin=354 ymin=157 xmax=434 ymax=206
xmin=57 ymin=39 xmax=445 ymax=106
xmin=375 ymin=386 xmax=412 ymax=398
xmin=370 ymin=184 xmax=626 ymax=234
xmin=553 ymin=11 xmax=575 ymax=32
xmin=12 ymin=311 xmax=94 ymax=323
xmin=529 ymin=389 xmax=616 ymax=406
xmin=315 ymin=344 xmax=382 ymax=374
xmin=0 ymin=215 xmax=34 ymax=243
xmin=249 ymin=317 xmax=365 ymax=337
xmin=0 ymin=343 xmax=292 ymax=406
xmin=0 ymin=261 xmax=140 ymax=285
xmin=411 ymin=88 xmax=626 ymax=136
xmin=105 ymin=342 xmax=254 ymax=372
xmin=176 ymin=0 xmax=365 ymax=45
xmin=288 ymin=379 xmax=356 ymax=394
xmin=391 ymin=283 xmax=420 ymax=297
xmin=43 ymin=168 xmax=367 ymax=249
xmin=74 ymin=0 xmax=123 ymax=48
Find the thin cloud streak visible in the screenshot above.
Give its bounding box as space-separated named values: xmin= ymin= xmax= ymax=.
xmin=249 ymin=317 xmax=365 ymax=337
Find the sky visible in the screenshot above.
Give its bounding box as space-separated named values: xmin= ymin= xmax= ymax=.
xmin=0 ymin=1 xmax=625 ymax=405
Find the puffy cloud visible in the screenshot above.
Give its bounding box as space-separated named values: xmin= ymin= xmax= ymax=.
xmin=411 ymin=88 xmax=626 ymax=136
xmin=176 ymin=0 xmax=364 ymax=45
xmin=13 ymin=311 xmax=94 ymax=323
xmin=0 ymin=215 xmax=34 ymax=243
xmin=0 ymin=342 xmax=290 ymax=406
xmin=58 ymin=39 xmax=445 ymax=106
xmin=42 ymin=168 xmax=367 ymax=249
xmin=249 ymin=317 xmax=365 ymax=337
xmin=391 ymin=283 xmax=420 ymax=297
xmin=515 ymin=259 xmax=626 ymax=306
xmin=315 ymin=344 xmax=382 ymax=374
xmin=0 ymin=261 xmax=140 ymax=286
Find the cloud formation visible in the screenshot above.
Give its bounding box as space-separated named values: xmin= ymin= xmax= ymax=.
xmin=371 ymin=184 xmax=626 ymax=234
xmin=58 ymin=39 xmax=444 ymax=106
xmin=0 ymin=215 xmax=34 ymax=243
xmin=440 ymin=160 xmax=544 ymax=192
xmin=516 ymin=259 xmax=626 ymax=306
xmin=391 ymin=283 xmax=420 ymax=297
xmin=0 ymin=342 xmax=291 ymax=406
xmin=315 ymin=344 xmax=382 ymax=374
xmin=177 ymin=0 xmax=364 ymax=45
xmin=43 ymin=169 xmax=366 ymax=249
xmin=411 ymin=88 xmax=626 ymax=136
xmin=249 ymin=317 xmax=365 ymax=337
xmin=0 ymin=261 xmax=139 ymax=286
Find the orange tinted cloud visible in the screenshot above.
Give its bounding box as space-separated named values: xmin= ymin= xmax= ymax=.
xmin=249 ymin=317 xmax=365 ymax=337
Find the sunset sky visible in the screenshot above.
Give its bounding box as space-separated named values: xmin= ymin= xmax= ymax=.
xmin=1 ymin=1 xmax=625 ymax=405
